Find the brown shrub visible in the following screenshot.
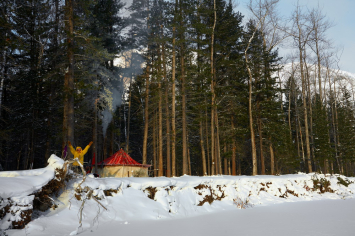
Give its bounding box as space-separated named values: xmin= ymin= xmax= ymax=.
xmin=145 ymin=187 xmax=158 ymax=200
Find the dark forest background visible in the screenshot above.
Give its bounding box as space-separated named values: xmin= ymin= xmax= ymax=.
xmin=1 ymin=0 xmax=354 ymax=177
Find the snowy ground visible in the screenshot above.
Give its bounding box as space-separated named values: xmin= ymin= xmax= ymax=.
xmin=1 ymin=155 xmax=355 ymax=236
xmin=75 ymin=199 xmax=355 ymax=236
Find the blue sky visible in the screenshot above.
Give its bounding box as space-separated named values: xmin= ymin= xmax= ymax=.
xmin=235 ymin=0 xmax=355 ymax=74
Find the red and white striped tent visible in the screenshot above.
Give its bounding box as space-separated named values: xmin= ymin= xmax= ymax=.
xmin=93 ymin=149 xmax=150 ymax=177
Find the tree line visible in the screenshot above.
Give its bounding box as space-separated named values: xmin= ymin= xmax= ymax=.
xmin=0 ymin=0 xmax=354 ymax=177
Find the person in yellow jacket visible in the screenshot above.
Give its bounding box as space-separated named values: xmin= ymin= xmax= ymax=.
xmin=68 ymin=141 xmax=93 ymax=167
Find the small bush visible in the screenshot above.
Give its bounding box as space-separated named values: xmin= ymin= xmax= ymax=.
xmin=144 ymin=186 xmax=157 ymax=200
xmin=312 ymin=176 xmax=333 ymax=193
xmin=279 ymin=189 xmax=299 ymax=198
xmin=337 ymin=177 xmax=353 ymax=187
xmin=233 ymin=198 xmax=252 ymax=209
xmin=194 ymin=184 xmax=226 ymax=206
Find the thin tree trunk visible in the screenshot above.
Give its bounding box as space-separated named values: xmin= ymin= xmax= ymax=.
xmin=158 ymin=44 xmax=164 ymax=176
xmin=171 ymin=27 xmax=176 ymax=176
xmin=329 ymin=67 xmax=339 ymax=174
xmin=153 ymin=111 xmax=157 ymax=177
xmin=258 ymin=117 xmax=265 ymax=175
xmin=93 ymin=97 xmax=98 ymax=172
xmin=142 ymin=66 xmax=150 ymax=165
xmin=245 ymin=35 xmax=258 ymax=176
xmin=304 ymin=59 xmax=315 ymax=170
xmin=224 ymin=158 xmax=228 ymax=175
xmin=200 ymin=119 xmax=207 ymax=176
xmin=179 ymin=0 xmax=188 ymax=175
xmin=210 ymin=0 xmax=217 ymax=176
xmin=162 ymin=43 xmax=171 ymax=177
xmin=63 ymin=0 xmax=75 ymax=151
xmin=223 ymin=142 xmax=227 ymax=175
xmin=188 ymin=148 xmax=191 ymax=175
xmin=298 ymin=114 xmax=305 ymax=167
xmin=215 ymin=109 xmax=222 ymax=174
xmin=334 ymin=91 xmax=342 ymax=174
xmin=299 ymin=45 xmax=312 ymax=173
xmin=142 ymin=0 xmax=151 ymax=166
xmin=315 ymin=27 xmax=323 ymax=103
xmin=181 ymin=48 xmax=187 ymax=175
xmin=205 ymin=104 xmax=211 ymax=175
xmin=125 ymin=81 xmax=132 ymax=153
xmin=269 ymin=137 xmax=275 ymax=175
xmin=110 ymin=120 xmax=114 ymax=156
xmin=231 ymin=118 xmax=236 ymax=176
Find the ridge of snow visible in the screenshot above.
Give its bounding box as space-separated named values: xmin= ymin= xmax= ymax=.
xmin=1 ymin=156 xmax=355 ymax=235
xmin=0 ymin=154 xmax=64 ymax=199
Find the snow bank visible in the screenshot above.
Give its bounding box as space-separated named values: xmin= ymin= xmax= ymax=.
xmin=68 ymin=173 xmax=355 ymax=226
xmin=0 ymin=155 xmax=64 ymax=199
xmin=1 ymin=157 xmax=355 ymax=235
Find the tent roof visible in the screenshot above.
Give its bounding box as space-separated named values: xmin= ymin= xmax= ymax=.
xmin=97 ymin=149 xmax=150 ymax=167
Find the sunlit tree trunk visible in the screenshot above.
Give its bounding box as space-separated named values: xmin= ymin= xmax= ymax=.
xmin=162 ymin=42 xmax=171 ymax=177
xmin=142 ymin=66 xmax=150 ymax=165
xmin=171 ymin=26 xmax=176 ymax=176
xmin=200 ymin=119 xmax=207 ymax=175
xmin=210 ymin=0 xmax=217 ymax=175
xmin=63 ymin=0 xmax=75 ymax=155
xmin=231 ymin=118 xmax=236 ymax=175
xmin=269 ymin=137 xmax=275 ymax=175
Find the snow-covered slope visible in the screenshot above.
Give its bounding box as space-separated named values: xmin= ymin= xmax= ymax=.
xmin=0 ymin=155 xmax=64 ymax=199
xmin=278 ymin=63 xmax=355 ymax=93
xmin=1 ymin=155 xmax=355 ymax=235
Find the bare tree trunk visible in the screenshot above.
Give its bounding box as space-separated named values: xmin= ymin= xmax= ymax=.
xmin=224 ymin=158 xmax=228 ymax=175
xmin=205 ymin=105 xmax=211 ymax=175
xmin=298 ymin=114 xmax=305 ymax=168
xmin=179 ymin=0 xmax=188 ymax=175
xmin=200 ymin=119 xmax=207 ymax=175
xmin=295 ymin=113 xmax=301 ymax=166
xmin=299 ymin=43 xmax=312 ymax=173
xmin=162 ymin=44 xmax=171 ymax=177
xmin=288 ymin=87 xmax=292 ymax=140
xmin=231 ymin=118 xmax=236 ymax=175
xmin=93 ymin=98 xmax=98 ymax=172
xmin=188 ymin=148 xmax=191 ymax=175
xmin=142 ymin=66 xmax=150 ymax=165
xmin=334 ymin=88 xmax=342 ymax=174
xmin=269 ymin=139 xmax=275 ymax=175
xmin=223 ymin=142 xmax=227 ymax=175
xmin=171 ymin=27 xmax=176 ymax=176
xmin=248 ymin=72 xmax=257 ymax=176
xmin=328 ymin=67 xmax=339 ymax=174
xmin=210 ymin=0 xmax=217 ymax=176
xmin=215 ymin=109 xmax=222 ymax=174
xmin=153 ymin=111 xmax=157 ymax=177
xmin=294 ymin=77 xmax=303 ymax=169
xmin=110 ymin=120 xmax=114 ymax=156
xmin=125 ymin=81 xmax=132 ymax=153
xmin=181 ymin=48 xmax=187 ymax=175
xmin=304 ymin=58 xmax=315 ymax=170
xmin=292 ymin=5 xmax=312 ymax=173
xmin=171 ymin=0 xmax=177 ymax=177
xmin=244 ymin=13 xmax=265 ymax=175
xmin=258 ymin=117 xmax=265 ymax=175
xmin=63 ymin=0 xmax=75 ymax=154
xmin=142 ymin=1 xmax=151 ymax=166
xmin=158 ymin=44 xmax=164 ymax=176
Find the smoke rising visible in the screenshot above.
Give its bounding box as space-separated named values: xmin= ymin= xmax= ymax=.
xmin=101 ymin=49 xmax=144 ymax=137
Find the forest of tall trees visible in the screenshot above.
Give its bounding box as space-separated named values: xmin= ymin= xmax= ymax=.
xmin=0 ymin=0 xmax=354 ymax=177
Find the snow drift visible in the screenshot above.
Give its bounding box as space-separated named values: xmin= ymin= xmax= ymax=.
xmin=1 ymin=154 xmax=355 ymax=235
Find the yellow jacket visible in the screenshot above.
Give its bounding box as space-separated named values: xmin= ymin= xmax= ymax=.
xmin=68 ymin=141 xmax=92 ymax=166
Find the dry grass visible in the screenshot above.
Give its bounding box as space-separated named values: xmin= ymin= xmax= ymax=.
xmin=233 ymin=197 xmax=252 ymax=209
